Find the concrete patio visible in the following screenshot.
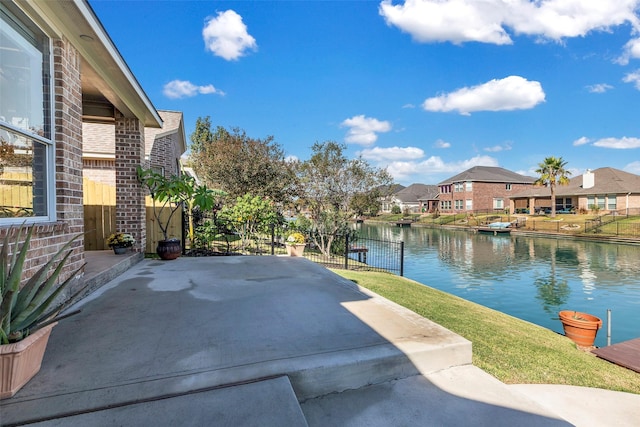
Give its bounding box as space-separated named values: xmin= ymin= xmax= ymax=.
xmin=1 ymin=254 xmax=638 ymax=426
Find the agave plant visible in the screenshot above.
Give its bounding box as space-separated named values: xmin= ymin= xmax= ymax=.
xmin=0 ymin=224 xmax=84 ymax=344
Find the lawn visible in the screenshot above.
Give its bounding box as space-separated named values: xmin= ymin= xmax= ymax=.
xmin=332 ymin=269 xmax=640 ymax=395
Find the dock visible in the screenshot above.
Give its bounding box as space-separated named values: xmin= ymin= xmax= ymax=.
xmin=476 ymin=227 xmax=511 ymax=235
xmin=592 ymin=338 xmax=640 ymax=373
xmin=348 ymin=246 xmax=368 ymax=263
xmin=476 ymin=222 xmax=512 ymax=235
xmin=395 ymin=220 xmax=413 ymax=227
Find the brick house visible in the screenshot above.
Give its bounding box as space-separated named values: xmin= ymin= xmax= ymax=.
xmin=0 ymin=1 xmax=162 ymax=297
xmin=83 ymin=110 xmax=186 ymax=186
xmin=509 ymin=167 xmax=640 ymax=214
xmin=437 ymin=166 xmax=535 ymax=214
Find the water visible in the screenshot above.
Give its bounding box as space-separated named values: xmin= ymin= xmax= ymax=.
xmin=356 ymin=223 xmax=640 ymax=347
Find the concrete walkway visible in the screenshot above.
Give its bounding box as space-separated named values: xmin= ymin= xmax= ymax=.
xmin=1 ymin=256 xmax=638 ymax=426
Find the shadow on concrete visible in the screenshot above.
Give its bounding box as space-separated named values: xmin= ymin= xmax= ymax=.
xmin=1 ymin=256 xmax=570 ymax=426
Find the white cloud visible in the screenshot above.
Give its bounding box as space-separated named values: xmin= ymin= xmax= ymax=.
xmin=434 ymin=139 xmax=451 ymax=148
xmin=593 ymin=137 xmax=640 ymax=149
xmin=379 ymin=0 xmax=512 ymax=45
xmin=483 ymin=142 xmax=512 ymax=152
xmin=384 ymin=155 xmax=499 ymax=182
xmin=359 ymin=146 xmax=424 ymax=162
xmin=285 ymin=155 xmax=299 ymax=163
xmin=379 ymin=0 xmax=640 ymax=45
xmin=573 ymin=136 xmax=591 ymax=146
xmin=341 ymin=115 xmax=392 ymax=145
xmin=623 ymin=70 xmax=640 ymax=90
xmin=616 ymin=37 xmax=640 ymax=65
xmin=203 ymin=10 xmax=257 ymax=61
xmin=163 ymin=80 xmax=225 ymax=99
xmin=586 ymin=83 xmax=613 ymax=93
xmin=422 ymin=76 xmax=545 ymax=115
xmin=624 ymin=161 xmax=640 ymax=174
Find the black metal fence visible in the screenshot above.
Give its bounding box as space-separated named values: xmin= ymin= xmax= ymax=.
xmin=182 ymin=211 xmax=404 ymax=275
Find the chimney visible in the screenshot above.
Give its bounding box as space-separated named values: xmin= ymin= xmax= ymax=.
xmin=583 ymin=169 xmax=594 ymax=189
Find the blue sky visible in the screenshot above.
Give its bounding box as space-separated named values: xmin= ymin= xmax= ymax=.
xmin=90 ymin=0 xmax=640 ymax=185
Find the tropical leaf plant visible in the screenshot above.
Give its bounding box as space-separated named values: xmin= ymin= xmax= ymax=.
xmin=0 ymin=224 xmax=85 ymax=344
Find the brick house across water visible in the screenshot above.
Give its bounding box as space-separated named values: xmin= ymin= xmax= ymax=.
xmin=437 ymin=166 xmax=536 ymax=214
xmin=509 ymin=167 xmax=640 ymax=214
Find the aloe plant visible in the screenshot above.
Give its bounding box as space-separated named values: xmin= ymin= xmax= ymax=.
xmin=0 ymin=224 xmax=84 ymax=344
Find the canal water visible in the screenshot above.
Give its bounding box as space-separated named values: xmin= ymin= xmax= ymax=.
xmin=356 ymin=223 xmax=640 ymax=347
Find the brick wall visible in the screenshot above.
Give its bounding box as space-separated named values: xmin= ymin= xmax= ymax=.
xmin=83 ymin=159 xmax=116 ymax=186
xmin=149 ymin=134 xmax=180 ymax=177
xmin=0 ymin=37 xmax=86 ymax=299
xmin=115 ymin=110 xmax=146 ymax=252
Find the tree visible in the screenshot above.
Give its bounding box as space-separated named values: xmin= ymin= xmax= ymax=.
xmin=534 ymin=156 xmax=571 ymax=218
xmin=349 ymin=191 xmax=382 ymax=218
xmin=296 ymin=141 xmax=393 ymax=255
xmin=189 ymin=120 xmax=296 ymax=206
xmin=220 ymin=194 xmax=282 ymax=252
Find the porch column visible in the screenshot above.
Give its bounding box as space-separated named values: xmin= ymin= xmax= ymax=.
xmin=529 ymin=197 xmax=536 ymax=213
xmin=114 ymin=109 xmax=146 ymax=253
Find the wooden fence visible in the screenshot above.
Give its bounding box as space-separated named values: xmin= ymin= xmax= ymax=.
xmin=83 ymin=178 xmax=182 ymax=252
xmin=0 ymin=172 xmax=33 ymax=216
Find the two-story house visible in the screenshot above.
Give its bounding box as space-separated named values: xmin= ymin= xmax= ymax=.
xmin=438 ymin=166 xmax=535 ymax=213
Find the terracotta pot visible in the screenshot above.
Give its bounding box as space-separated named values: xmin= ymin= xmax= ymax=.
xmin=558 ymin=310 xmax=602 ymax=347
xmin=156 ymin=239 xmax=181 ymax=260
xmin=0 ymin=322 xmax=57 ymax=399
xmin=286 ymin=244 xmax=305 ymax=257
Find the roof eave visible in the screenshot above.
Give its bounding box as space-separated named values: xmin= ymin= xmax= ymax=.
xmin=16 ymin=0 xmax=162 ymax=128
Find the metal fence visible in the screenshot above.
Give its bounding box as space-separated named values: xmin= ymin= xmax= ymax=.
xmin=182 ymin=211 xmax=405 ymax=275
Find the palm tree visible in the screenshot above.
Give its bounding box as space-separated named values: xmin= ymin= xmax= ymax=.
xmin=534 ymin=157 xmax=571 ymax=217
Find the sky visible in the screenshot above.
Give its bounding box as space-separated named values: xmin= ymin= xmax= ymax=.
xmin=89 ymin=0 xmax=640 ymax=186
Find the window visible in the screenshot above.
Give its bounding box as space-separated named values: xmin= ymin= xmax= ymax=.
xmin=454 ymin=199 xmax=463 ymax=210
xmin=597 ymin=196 xmax=605 ymax=209
xmin=493 ymin=198 xmax=504 ymax=209
xmin=0 ymin=5 xmax=53 ymax=222
xmin=607 ymin=195 xmax=616 ymax=210
xmin=587 ymin=196 xmax=595 ymax=208
xmin=465 ymin=181 xmax=472 ymax=191
xmin=466 ymin=199 xmax=473 ymax=211
xmin=454 ymin=183 xmax=463 ymax=192
xmin=505 ymin=183 xmax=512 ymax=191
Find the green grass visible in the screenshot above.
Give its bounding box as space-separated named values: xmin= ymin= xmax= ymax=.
xmin=332 ymin=269 xmax=640 ymax=394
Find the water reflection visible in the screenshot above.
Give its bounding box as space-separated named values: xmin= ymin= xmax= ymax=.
xmin=356 ymin=223 xmax=640 ymax=345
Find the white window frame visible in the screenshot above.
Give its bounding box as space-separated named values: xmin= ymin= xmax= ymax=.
xmin=0 ymin=5 xmax=55 ymax=225
xmin=493 ymin=198 xmax=504 ymax=209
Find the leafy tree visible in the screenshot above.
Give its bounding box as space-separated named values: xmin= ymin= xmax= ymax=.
xmin=221 ymin=194 xmax=282 ymax=252
xmin=350 ymin=190 xmax=382 ymax=217
xmin=189 ymin=120 xmax=296 ymax=206
xmin=534 ymin=156 xmax=571 ymax=218
xmin=296 ymin=141 xmax=393 ymax=256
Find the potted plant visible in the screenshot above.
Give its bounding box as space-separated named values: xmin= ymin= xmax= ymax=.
xmin=285 ymin=232 xmax=306 ymax=257
xmin=105 ymin=232 xmax=134 ymax=255
xmin=558 ymin=310 xmax=602 ymax=347
xmin=1 ymin=224 xmax=84 ymax=399
xmin=137 ymin=167 xmax=194 ymax=260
